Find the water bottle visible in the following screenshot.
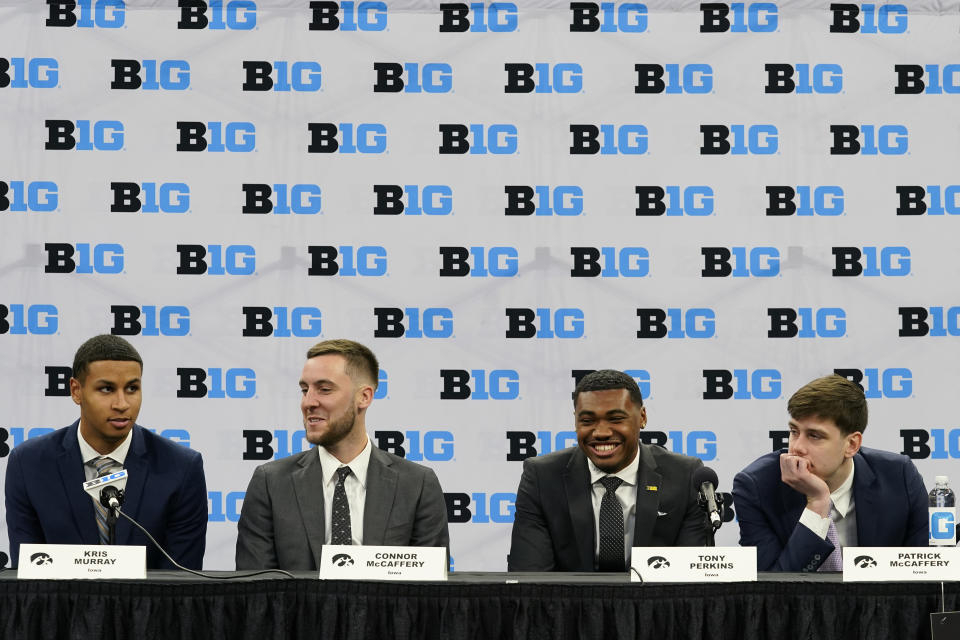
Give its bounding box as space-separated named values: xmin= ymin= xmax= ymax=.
xmin=929 ymin=476 xmax=956 ymax=546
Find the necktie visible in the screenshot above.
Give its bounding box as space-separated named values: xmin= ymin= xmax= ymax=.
xmin=88 ymin=456 xmax=121 ymax=544
xmin=598 ymin=476 xmax=625 ymax=572
xmin=819 ymin=510 xmax=843 ymax=572
xmin=331 ymin=466 xmax=353 ymax=545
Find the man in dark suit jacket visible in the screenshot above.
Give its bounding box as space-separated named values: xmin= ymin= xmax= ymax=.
xmin=235 ymin=339 xmax=448 ymax=570
xmin=733 ymin=374 xmax=928 ymax=572
xmin=4 ymin=335 xmax=207 ymax=569
xmin=508 ymin=370 xmax=707 ymax=572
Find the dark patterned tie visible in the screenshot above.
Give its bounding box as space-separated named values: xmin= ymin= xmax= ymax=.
xmin=598 ymin=476 xmax=625 ymax=572
xmin=88 ymin=456 xmax=121 ymax=544
xmin=331 ymin=466 xmax=353 ymax=545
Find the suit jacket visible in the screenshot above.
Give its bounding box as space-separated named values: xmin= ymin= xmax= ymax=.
xmin=732 ymin=447 xmax=928 ymax=572
xmin=234 ymin=444 xmax=449 ymax=570
xmin=5 ymin=421 xmax=207 ymax=570
xmin=507 ymin=445 xmax=708 ymax=572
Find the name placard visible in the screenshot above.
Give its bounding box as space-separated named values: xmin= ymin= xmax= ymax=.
xmin=631 ymin=547 xmax=757 ymax=582
xmin=318 ymin=545 xmax=447 ymax=581
xmin=17 ymin=544 xmax=146 ymax=580
xmin=843 ymin=547 xmax=960 ymax=581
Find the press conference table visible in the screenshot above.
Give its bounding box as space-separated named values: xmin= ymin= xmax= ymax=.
xmin=0 ymin=570 xmax=956 ymax=640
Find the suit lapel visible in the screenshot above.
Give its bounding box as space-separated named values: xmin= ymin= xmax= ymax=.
xmin=780 ymin=478 xmax=807 ymax=534
xmin=293 ymin=451 xmax=326 ymax=568
xmin=851 ymin=454 xmax=877 ymax=545
xmin=563 ymin=450 xmax=595 ymax=571
xmin=58 ymin=422 xmax=98 ymax=544
xmin=117 ymin=426 xmax=148 ymax=545
xmin=633 ymin=445 xmax=662 ymax=546
xmin=363 ymin=447 xmax=398 ymax=545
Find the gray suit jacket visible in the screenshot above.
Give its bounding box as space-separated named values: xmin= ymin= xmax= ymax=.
xmin=235 ymin=445 xmax=449 ymax=570
xmin=507 ymin=445 xmax=707 ymax=571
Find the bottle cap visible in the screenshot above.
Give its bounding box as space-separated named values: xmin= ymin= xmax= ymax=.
xmin=935 ymin=475 xmax=949 ymax=485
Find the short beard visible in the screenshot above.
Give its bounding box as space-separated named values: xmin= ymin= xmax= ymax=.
xmin=305 ymin=403 xmax=357 ymax=448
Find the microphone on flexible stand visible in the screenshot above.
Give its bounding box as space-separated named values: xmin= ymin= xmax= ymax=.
xmin=692 ymin=466 xmax=724 ymax=546
xmin=82 ymin=470 xmax=128 ymax=545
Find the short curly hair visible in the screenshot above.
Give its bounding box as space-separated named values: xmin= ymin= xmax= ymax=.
xmin=572 ymin=369 xmax=643 ymax=408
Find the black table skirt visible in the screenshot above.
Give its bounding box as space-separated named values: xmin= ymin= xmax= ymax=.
xmin=1 ymin=573 xmax=957 ymax=640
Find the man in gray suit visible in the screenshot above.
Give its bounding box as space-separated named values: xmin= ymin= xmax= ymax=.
xmin=235 ymin=339 xmax=449 ymax=570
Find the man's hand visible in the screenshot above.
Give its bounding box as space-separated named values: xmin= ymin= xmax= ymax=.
xmin=779 ymin=454 xmax=831 ymax=517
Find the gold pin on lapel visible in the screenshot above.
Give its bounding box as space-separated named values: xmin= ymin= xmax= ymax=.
xmin=645 ymin=485 xmax=658 ymax=491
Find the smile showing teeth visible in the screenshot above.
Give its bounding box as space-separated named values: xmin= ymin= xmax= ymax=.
xmin=594 ymin=443 xmax=618 ymax=453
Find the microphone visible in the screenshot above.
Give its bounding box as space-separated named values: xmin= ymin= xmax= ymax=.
xmin=693 ymin=466 xmax=723 ymax=532
xmin=82 ymin=469 xmax=128 ymax=510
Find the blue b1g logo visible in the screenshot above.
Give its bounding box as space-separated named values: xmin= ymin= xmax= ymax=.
xmin=374 ymin=63 xmax=452 ymax=93
xmin=930 ymin=510 xmax=955 ymax=541
xmin=44 ymin=243 xmax=123 ymax=274
xmin=45 ymin=120 xmax=124 ymax=151
xmin=46 ymin=0 xmax=125 ymax=28
xmin=111 ymin=60 xmax=190 ymax=90
xmin=0 ymin=181 xmax=58 ymax=212
xmin=439 ymin=2 xmax=518 ymax=32
xmin=0 ymin=305 xmax=59 ymax=335
xmin=0 ymin=58 xmax=59 ymax=88
xmin=178 ymin=0 xmax=257 ymax=30
xmin=309 ymin=1 xmax=388 ymax=31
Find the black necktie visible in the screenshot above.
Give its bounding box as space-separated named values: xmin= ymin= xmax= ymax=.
xmin=598 ymin=476 xmax=625 ymax=572
xmin=331 ymin=466 xmax=353 ymax=545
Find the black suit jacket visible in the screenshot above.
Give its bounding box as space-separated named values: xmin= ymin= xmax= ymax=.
xmin=507 ymin=445 xmax=707 ymax=571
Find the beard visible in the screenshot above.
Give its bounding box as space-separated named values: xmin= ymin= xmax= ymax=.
xmin=305 ymin=402 xmax=358 ymax=447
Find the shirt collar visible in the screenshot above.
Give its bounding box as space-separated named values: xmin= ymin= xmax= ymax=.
xmin=830 ymin=459 xmax=856 ymax=517
xmin=76 ymin=423 xmax=132 ymax=466
xmin=318 ymin=435 xmax=372 ymax=489
xmin=587 ymin=446 xmax=640 ymax=486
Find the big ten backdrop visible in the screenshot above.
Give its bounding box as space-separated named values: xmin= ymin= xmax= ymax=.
xmin=1 ymin=0 xmax=958 ymax=570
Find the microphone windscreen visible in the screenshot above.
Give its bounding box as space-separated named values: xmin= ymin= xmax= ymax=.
xmin=692 ymin=466 xmax=719 ymax=490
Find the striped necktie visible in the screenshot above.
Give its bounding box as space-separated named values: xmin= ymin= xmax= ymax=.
xmin=88 ymin=456 xmax=121 ymax=544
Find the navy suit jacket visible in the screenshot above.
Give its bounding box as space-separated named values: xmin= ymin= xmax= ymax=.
xmin=5 ymin=421 xmax=208 ymax=570
xmin=733 ymin=447 xmax=928 ymax=572
xmin=507 ymin=445 xmax=707 ymax=572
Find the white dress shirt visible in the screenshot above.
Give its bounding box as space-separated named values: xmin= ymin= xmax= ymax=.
xmin=588 ymin=449 xmax=640 ymax=568
xmin=318 ymin=436 xmax=372 ymax=545
xmin=799 ymin=463 xmax=858 ymax=547
xmin=77 ymin=426 xmax=131 ymax=481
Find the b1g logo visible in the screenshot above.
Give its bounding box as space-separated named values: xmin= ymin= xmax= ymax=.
xmin=829 ymin=3 xmax=907 ymax=34
xmin=439 ymin=246 xmax=518 ymax=277
xmin=570 ymin=247 xmax=649 ymax=277
xmin=242 ymin=61 xmax=321 ymax=92
xmin=570 ymin=3 xmax=648 ymax=32
xmin=242 ymin=429 xmax=311 ymax=460
xmin=701 ymin=247 xmax=780 ymax=277
xmin=570 ymin=124 xmax=647 ymax=155
xmin=307 ymin=245 xmax=387 ymax=277
xmin=176 ymin=367 xmax=256 ymax=398
xmin=374 ymin=63 xmax=452 ymax=93
xmin=635 ymin=64 xmax=712 ymax=94
xmin=208 ymin=491 xmax=245 ymax=522
xmin=373 ymin=185 xmax=452 ymax=215
xmin=832 ymin=246 xmax=910 ymax=277
xmin=636 ymin=308 xmax=715 ymax=339
xmin=242 ymin=184 xmax=321 ymax=215
xmin=896 ymin=186 xmax=960 ymax=216
xmin=111 ymin=183 xmax=190 ymax=213
xmin=700 ymin=3 xmax=778 ymax=32
xmin=640 ymin=430 xmax=718 ymax=460
xmin=0 ymin=181 xmax=58 ymax=212
xmin=45 ymin=243 xmax=123 ymax=274
xmin=439 ymin=369 xmax=519 ymax=399
xmin=177 ymin=245 xmax=255 ymax=276
xmin=439 ymin=124 xmax=517 ymax=155
xmin=309 ymin=1 xmax=387 ymax=31
xmin=505 ymin=430 xmax=577 ymax=461
xmin=439 ymin=2 xmax=518 ymax=32
xmin=636 ymin=186 xmax=713 ymax=216
xmin=444 ymin=492 xmax=515 ymax=524
xmin=0 ymin=305 xmax=58 ymax=335
xmin=374 ymin=430 xmax=454 ymax=461
xmin=834 ymin=367 xmax=912 ymax=398
xmin=44 ymin=366 xmax=73 ymax=396
xmin=505 ymin=308 xmax=584 ymax=339
xmin=504 ymin=186 xmax=583 ymax=216
xmin=242 ymin=307 xmax=322 ymax=338
xmin=901 ymin=429 xmax=960 ymax=460
xmin=111 ymin=60 xmax=190 ymax=90
xmin=46 ymin=0 xmax=125 ymax=28
xmin=895 ymin=65 xmax=960 ymax=95
xmin=764 ymin=64 xmax=842 ymax=94
xmin=504 ymin=63 xmax=582 ymax=94
xmin=702 ymin=369 xmax=781 ymax=399
xmin=0 ymin=428 xmax=56 ymax=457
xmin=111 ymin=305 xmax=190 ymax=337
xmin=766 ymin=186 xmax=843 ymax=216
xmin=829 ymin=124 xmax=907 ymax=155
xmin=0 ymin=58 xmax=59 ymax=88
xmin=45 ymin=120 xmax=123 ymax=151
xmin=700 ymin=125 xmax=777 ymax=155
xmin=767 ymin=308 xmax=846 ymax=338
xmin=307 ymin=123 xmax=386 ymax=154
xmin=178 ymin=0 xmax=257 ymax=30
xmin=899 ymin=307 xmax=960 ymax=337
xmin=373 ymin=307 xmax=453 ymax=338
xmin=176 ymin=121 xmax=255 ymax=152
